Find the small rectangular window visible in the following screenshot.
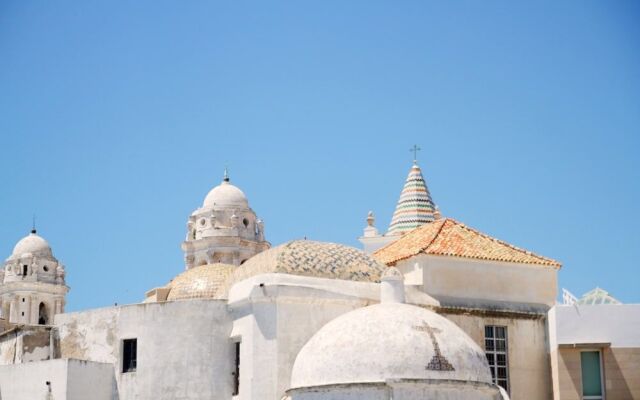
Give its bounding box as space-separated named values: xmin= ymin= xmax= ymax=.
xmin=581 ymin=351 xmax=603 ymax=400
xmin=122 ymin=338 xmax=137 ymax=373
xmin=232 ymin=341 xmax=240 ymax=396
xmin=485 ymin=325 xmax=509 ymax=393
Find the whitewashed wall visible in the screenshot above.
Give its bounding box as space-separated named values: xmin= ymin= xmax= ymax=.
xmin=228 ymin=274 xmax=379 ymax=400
xmin=549 ymin=304 xmax=640 ymax=348
xmin=396 ymin=254 xmax=558 ymax=307
xmin=0 ymin=358 xmax=114 ymax=400
xmin=55 ymin=299 xmax=233 ymax=400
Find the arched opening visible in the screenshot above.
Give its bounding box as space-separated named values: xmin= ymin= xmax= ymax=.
xmin=22 ymin=265 xmax=28 ymax=276
xmin=38 ymin=302 xmax=48 ymax=325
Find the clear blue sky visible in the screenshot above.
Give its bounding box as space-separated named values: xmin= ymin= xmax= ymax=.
xmin=1 ymin=1 xmax=638 ymax=310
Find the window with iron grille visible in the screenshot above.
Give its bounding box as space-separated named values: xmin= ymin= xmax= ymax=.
xmin=484 ymin=326 xmax=508 ymax=392
xmin=122 ymin=338 xmax=137 ymax=373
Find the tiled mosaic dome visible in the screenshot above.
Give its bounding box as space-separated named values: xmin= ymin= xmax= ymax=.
xmin=166 ymin=263 xmax=234 ymax=301
xmin=227 ymin=240 xmax=386 ymax=287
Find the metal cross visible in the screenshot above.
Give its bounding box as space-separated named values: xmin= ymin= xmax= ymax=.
xmin=410 ymin=145 xmax=421 ymax=163
xmin=413 ymin=321 xmax=455 ymax=371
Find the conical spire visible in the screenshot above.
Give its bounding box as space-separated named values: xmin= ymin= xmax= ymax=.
xmin=387 ymin=162 xmax=436 ymax=235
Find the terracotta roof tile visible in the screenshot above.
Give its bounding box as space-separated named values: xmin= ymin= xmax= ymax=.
xmin=373 ymin=218 xmax=561 ymax=268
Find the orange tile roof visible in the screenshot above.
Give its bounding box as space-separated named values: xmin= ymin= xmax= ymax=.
xmin=373 ymin=218 xmax=561 ymax=268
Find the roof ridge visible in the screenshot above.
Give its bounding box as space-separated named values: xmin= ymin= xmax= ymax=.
xmin=421 ymin=218 xmax=449 ymax=253
xmin=446 ymin=218 xmax=561 ymax=266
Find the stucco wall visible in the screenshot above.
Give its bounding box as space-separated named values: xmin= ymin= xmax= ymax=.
xmin=396 ymin=255 xmax=557 ymax=307
xmin=549 ymin=304 xmax=640 ymax=348
xmin=228 ymin=274 xmax=378 ymax=400
xmin=0 ymin=358 xmax=114 ymax=400
xmin=549 ymin=304 xmax=640 ymax=400
xmin=55 ymin=299 xmax=233 ymax=400
xmin=442 ymin=312 xmax=551 ymax=400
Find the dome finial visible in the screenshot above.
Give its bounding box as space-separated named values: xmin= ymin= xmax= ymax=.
xmin=223 ymin=166 xmax=230 ymax=182
xmin=31 ymin=214 xmax=37 ymax=234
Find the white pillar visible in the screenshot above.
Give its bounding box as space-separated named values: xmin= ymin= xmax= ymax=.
xmin=380 ymin=267 xmax=405 ymax=304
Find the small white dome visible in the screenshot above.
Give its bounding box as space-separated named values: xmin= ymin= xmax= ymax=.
xmin=290 ymin=303 xmax=492 ymax=389
xmin=203 ymin=181 xmax=248 ymax=209
xmin=9 ymin=231 xmax=53 ymax=260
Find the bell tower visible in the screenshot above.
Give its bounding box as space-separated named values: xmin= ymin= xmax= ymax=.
xmin=0 ymin=229 xmax=69 ymax=325
xmin=181 ymin=170 xmax=270 ymax=269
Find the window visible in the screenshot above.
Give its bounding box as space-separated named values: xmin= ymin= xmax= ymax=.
xmin=232 ymin=341 xmax=240 ymax=396
xmin=581 ymin=351 xmax=603 ymax=400
xmin=485 ymin=326 xmax=509 ymax=393
xmin=122 ymin=339 xmax=137 ymax=373
xmin=22 ymin=265 xmax=28 ymax=276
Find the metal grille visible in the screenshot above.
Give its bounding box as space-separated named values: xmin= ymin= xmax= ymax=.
xmin=485 ymin=326 xmax=508 ymax=392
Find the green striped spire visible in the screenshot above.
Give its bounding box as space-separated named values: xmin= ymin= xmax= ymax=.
xmin=388 ymin=162 xmax=436 ymax=235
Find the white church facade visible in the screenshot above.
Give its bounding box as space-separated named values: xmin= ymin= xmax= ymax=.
xmin=0 ymin=161 xmax=566 ymax=400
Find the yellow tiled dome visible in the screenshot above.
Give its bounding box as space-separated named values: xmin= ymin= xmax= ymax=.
xmin=166 ymin=263 xmax=235 ymax=301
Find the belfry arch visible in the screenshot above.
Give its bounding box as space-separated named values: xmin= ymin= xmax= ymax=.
xmin=38 ymin=302 xmax=48 ymax=325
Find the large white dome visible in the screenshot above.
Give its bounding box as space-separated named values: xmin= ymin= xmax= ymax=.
xmin=203 ymin=180 xmax=249 ymax=209
xmin=290 ymin=302 xmax=492 ymax=389
xmin=8 ymin=231 xmax=53 ymax=260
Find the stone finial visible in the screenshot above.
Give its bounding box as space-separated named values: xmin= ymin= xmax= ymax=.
xmin=381 ymin=266 xmax=405 ymax=304
xmin=434 ymin=205 xmax=442 ymax=220
xmin=363 ymin=211 xmax=379 ymax=238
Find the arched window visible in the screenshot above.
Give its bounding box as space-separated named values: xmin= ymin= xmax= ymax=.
xmin=38 ymin=302 xmax=48 ymax=325
xmin=22 ymin=265 xmax=28 ymax=276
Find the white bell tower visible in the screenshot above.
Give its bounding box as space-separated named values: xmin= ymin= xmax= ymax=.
xmin=181 ymin=170 xmax=270 ymax=269
xmin=0 ymin=229 xmax=69 ymax=325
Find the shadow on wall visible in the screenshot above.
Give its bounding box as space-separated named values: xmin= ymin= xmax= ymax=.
xmin=560 ymin=351 xmax=582 ymax=396
xmin=604 ymin=349 xmax=633 ymax=399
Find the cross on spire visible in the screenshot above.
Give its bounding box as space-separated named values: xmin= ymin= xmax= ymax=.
xmin=410 ymin=144 xmax=421 ymax=164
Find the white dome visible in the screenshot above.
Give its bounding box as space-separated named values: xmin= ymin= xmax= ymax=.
xmin=290 ymin=303 xmax=492 ymax=389
xmin=9 ymin=231 xmax=53 ymax=260
xmin=203 ymin=181 xmax=248 ymax=209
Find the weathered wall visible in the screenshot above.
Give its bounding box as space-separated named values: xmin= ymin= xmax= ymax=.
xmin=442 ymin=311 xmax=551 ymax=400
xmin=396 ymin=254 xmax=557 ymax=307
xmin=0 ymin=358 xmax=114 ymax=400
xmin=0 ymin=326 xmax=51 ymax=365
xmin=55 ymin=299 xmax=233 ymax=400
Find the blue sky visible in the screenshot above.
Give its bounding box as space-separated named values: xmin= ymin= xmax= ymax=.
xmin=1 ymin=1 xmax=638 ymax=310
